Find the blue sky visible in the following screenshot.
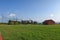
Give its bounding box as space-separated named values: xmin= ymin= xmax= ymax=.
xmin=0 ymin=0 xmax=60 ymax=22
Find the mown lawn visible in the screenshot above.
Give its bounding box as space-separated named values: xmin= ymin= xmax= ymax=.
xmin=0 ymin=24 xmax=60 ymax=40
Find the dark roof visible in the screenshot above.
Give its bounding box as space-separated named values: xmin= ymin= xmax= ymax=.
xmin=43 ymin=19 xmax=55 ymax=25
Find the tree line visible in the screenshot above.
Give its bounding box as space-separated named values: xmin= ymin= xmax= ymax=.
xmin=8 ymin=20 xmax=39 ymax=25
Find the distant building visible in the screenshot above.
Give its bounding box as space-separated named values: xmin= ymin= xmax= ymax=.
xmin=8 ymin=20 xmax=20 ymax=25
xmin=21 ymin=20 xmax=33 ymax=24
xmin=42 ymin=19 xmax=55 ymax=25
xmin=21 ymin=20 xmax=37 ymax=24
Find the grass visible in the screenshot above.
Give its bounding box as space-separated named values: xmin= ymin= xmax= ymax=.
xmin=0 ymin=24 xmax=60 ymax=40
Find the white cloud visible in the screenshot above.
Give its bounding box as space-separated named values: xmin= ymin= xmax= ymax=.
xmin=9 ymin=13 xmax=16 ymax=17
xmin=47 ymin=13 xmax=60 ymax=22
xmin=50 ymin=14 xmax=54 ymax=17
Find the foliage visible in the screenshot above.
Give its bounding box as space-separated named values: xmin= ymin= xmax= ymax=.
xmin=8 ymin=20 xmax=38 ymax=25
xmin=8 ymin=20 xmax=20 ymax=25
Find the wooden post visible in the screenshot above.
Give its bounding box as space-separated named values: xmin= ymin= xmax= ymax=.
xmin=0 ymin=32 xmax=2 ymax=40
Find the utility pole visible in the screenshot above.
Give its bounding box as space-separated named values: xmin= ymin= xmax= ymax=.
xmin=1 ymin=13 xmax=3 ymax=23
xmin=16 ymin=16 xmax=17 ymax=21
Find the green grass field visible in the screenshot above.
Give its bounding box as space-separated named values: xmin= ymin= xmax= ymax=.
xmin=0 ymin=24 xmax=60 ymax=40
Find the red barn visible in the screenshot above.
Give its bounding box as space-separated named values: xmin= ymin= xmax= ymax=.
xmin=43 ymin=20 xmax=55 ymax=25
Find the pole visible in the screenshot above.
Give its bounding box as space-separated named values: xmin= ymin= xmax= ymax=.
xmin=0 ymin=32 xmax=3 ymax=40
xmin=1 ymin=13 xmax=3 ymax=23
